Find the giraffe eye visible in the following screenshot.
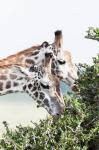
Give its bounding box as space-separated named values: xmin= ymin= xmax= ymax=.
xmin=58 ymin=60 xmax=66 ymax=65
xmin=40 ymin=82 xmax=50 ymax=89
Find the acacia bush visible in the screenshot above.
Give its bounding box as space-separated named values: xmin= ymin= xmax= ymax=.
xmin=0 ymin=54 xmax=98 ymax=150
xmin=85 ymin=27 xmax=99 ymax=41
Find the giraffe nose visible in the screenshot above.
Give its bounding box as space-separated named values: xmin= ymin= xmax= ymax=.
xmin=52 ymin=104 xmax=65 ymax=121
xmin=58 ymin=103 xmax=65 ymax=114
xmin=54 ymin=102 xmax=65 ymax=117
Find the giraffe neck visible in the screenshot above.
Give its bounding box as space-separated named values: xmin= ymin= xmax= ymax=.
xmin=0 ymin=65 xmax=44 ymax=104
xmin=0 ymin=65 xmax=50 ymax=111
xmin=0 ymin=45 xmax=42 ymax=67
xmin=0 ymin=63 xmax=65 ymax=116
xmin=0 ymin=42 xmax=52 ymax=68
xmin=0 ymin=65 xmax=29 ymax=96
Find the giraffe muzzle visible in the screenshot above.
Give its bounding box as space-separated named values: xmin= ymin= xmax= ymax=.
xmin=50 ymin=99 xmax=65 ymax=117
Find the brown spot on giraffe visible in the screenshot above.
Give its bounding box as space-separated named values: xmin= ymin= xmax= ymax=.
xmin=13 ymin=82 xmax=19 ymax=87
xmin=0 ymin=82 xmax=3 ymax=91
xmin=31 ymin=51 xmax=39 ymax=56
xmin=39 ymin=92 xmax=45 ymax=100
xmin=34 ymin=91 xmax=38 ymax=97
xmin=25 ymin=59 xmax=34 ymax=64
xmin=34 ymin=56 xmax=38 ymax=59
xmin=28 ymin=84 xmax=32 ymax=89
xmin=23 ymin=85 xmax=26 ymax=91
xmin=0 ymin=75 xmax=7 ymax=80
xmin=44 ymin=98 xmax=49 ymax=107
xmin=10 ymin=74 xmax=17 ymax=80
xmin=6 ymin=81 xmax=11 ymax=89
xmin=31 ymin=86 xmax=37 ymax=91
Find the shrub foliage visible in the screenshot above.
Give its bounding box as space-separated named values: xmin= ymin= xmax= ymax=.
xmin=85 ymin=27 xmax=99 ymax=41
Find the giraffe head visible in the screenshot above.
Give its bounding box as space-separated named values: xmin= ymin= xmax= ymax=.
xmin=51 ymin=30 xmax=78 ymax=88
xmin=51 ymin=51 xmax=78 ymax=87
xmin=24 ymin=41 xmax=54 ymax=67
xmin=0 ymin=41 xmax=54 ymax=68
xmin=25 ymin=52 xmax=65 ymax=117
xmin=0 ymin=62 xmax=64 ymax=117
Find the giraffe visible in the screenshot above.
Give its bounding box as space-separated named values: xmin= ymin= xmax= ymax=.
xmin=0 ymin=41 xmax=53 ymax=67
xmin=52 ymin=30 xmax=78 ymax=90
xmin=0 ymin=31 xmax=78 ymax=89
xmin=0 ymin=53 xmax=64 ymax=116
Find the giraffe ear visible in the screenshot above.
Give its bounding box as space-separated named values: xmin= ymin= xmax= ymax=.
xmin=12 ymin=65 xmax=30 ymax=76
xmin=41 ymin=41 xmax=49 ymax=48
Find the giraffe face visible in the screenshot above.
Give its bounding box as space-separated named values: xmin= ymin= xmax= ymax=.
xmin=26 ymin=74 xmax=64 ymax=116
xmin=27 ymin=62 xmax=65 ymax=117
xmin=38 ymin=75 xmax=64 ymax=116
xmin=52 ymin=51 xmax=78 ymax=87
xmin=25 ymin=42 xmax=54 ymax=67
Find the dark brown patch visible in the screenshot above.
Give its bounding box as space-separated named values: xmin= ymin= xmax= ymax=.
xmin=34 ymin=92 xmax=38 ymax=97
xmin=31 ymin=86 xmax=37 ymax=91
xmin=39 ymin=92 xmax=45 ymax=100
xmin=23 ymin=85 xmax=26 ymax=91
xmin=26 ymin=90 xmax=29 ymax=93
xmin=44 ymin=98 xmax=49 ymax=107
xmin=34 ymin=56 xmax=38 ymax=59
xmin=38 ymin=85 xmax=41 ymax=90
xmin=18 ymin=77 xmax=23 ymax=80
xmin=37 ymin=100 xmax=42 ymax=104
xmin=25 ymin=59 xmax=34 ymax=64
xmin=13 ymin=82 xmax=19 ymax=87
xmin=0 ymin=82 xmax=3 ymax=91
xmin=10 ymin=74 xmax=17 ymax=80
xmin=52 ymin=61 xmax=56 ymax=69
xmin=6 ymin=81 xmax=11 ymax=89
xmin=28 ymin=84 xmax=32 ymax=89
xmin=0 ymin=75 xmax=7 ymax=80
xmin=6 ymin=90 xmax=13 ymax=94
xmin=31 ymin=51 xmax=39 ymax=56
xmin=45 ymin=52 xmax=53 ymax=58
xmin=34 ymin=81 xmax=38 ymax=86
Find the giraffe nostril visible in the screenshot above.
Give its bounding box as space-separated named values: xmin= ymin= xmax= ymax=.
xmin=56 ymin=113 xmax=60 ymax=116
xmin=45 ymin=52 xmax=53 ymax=58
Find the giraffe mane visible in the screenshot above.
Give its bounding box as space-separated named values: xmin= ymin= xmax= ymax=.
xmin=0 ymin=44 xmax=41 ymax=66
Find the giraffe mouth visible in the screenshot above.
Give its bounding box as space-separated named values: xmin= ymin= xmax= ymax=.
xmin=49 ymin=99 xmax=65 ymax=117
